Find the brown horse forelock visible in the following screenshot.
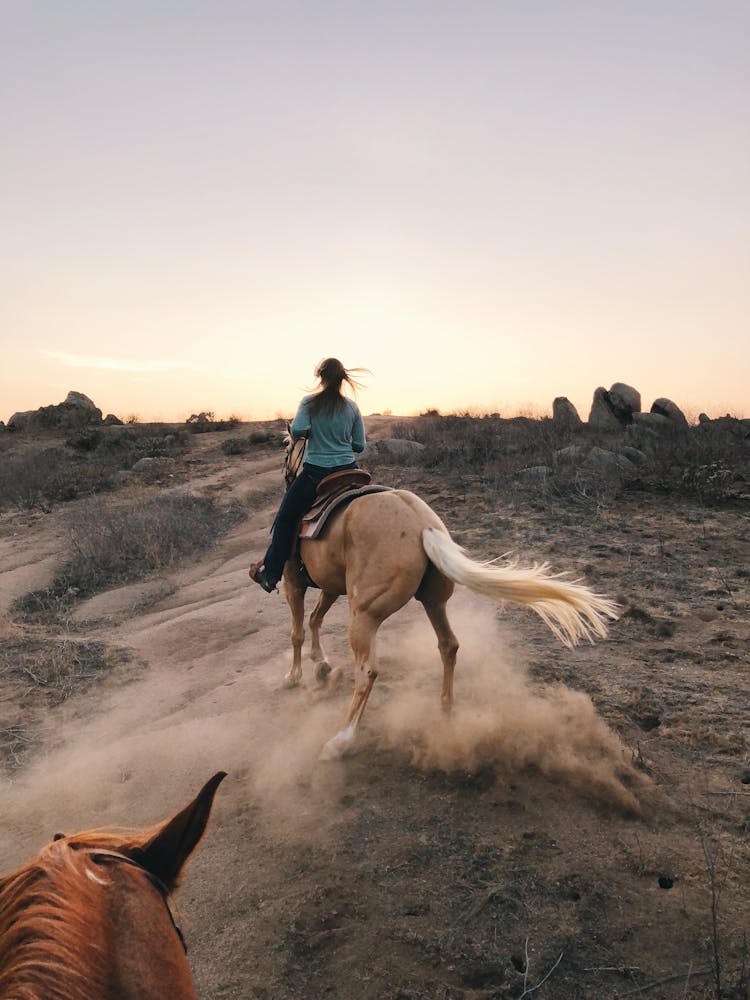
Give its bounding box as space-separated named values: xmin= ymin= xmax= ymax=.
xmin=0 ymin=829 xmax=156 ymax=999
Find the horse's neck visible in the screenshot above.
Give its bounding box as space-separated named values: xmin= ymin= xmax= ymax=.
xmin=107 ymin=869 xmax=197 ymax=1000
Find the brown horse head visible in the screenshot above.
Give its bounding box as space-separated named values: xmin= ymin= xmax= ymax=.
xmin=283 ymin=424 xmax=306 ymax=487
xmin=0 ymin=771 xmax=226 ymax=1000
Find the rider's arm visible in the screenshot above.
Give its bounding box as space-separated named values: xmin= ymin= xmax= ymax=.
xmin=351 ymin=407 xmax=365 ymax=453
xmin=290 ymin=397 xmax=311 ymax=439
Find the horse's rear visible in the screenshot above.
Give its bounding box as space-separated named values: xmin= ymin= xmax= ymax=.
xmin=282 ymin=482 xmax=617 ymax=758
xmin=301 ymin=488 xmax=452 ymax=609
xmin=0 ymin=772 xmax=225 ymax=1000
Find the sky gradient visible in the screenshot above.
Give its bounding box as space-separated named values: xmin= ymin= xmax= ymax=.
xmin=2 ymin=1 xmax=748 ymax=423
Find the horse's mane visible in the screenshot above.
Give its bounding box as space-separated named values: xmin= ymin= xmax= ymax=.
xmin=0 ymin=827 xmax=156 ymax=1000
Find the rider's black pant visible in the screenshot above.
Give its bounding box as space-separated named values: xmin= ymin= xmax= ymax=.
xmin=262 ymin=461 xmax=357 ymax=586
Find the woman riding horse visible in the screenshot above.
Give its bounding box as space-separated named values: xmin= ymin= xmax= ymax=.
xmin=249 ymin=358 xmax=367 ymax=593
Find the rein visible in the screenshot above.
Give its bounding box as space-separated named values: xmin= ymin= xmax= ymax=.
xmin=77 ymin=848 xmax=187 ymax=954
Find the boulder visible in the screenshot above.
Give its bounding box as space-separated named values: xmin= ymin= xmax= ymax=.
xmin=651 ymin=398 xmax=688 ymax=429
xmin=632 ymin=411 xmax=671 ymax=431
xmin=552 ymin=397 xmax=583 ymax=431
xmin=583 ymin=447 xmax=639 ymax=479
xmin=588 ymin=387 xmax=623 ymax=431
xmin=555 ymin=444 xmax=589 ymax=464
xmin=64 ymin=391 xmax=100 ymax=415
xmin=621 ymin=446 xmax=650 ymax=467
xmin=131 ymin=457 xmax=176 ymax=478
xmin=608 ymin=383 xmax=641 ymax=423
xmin=103 ymin=413 xmax=124 ymax=426
xmin=366 ymin=438 xmax=426 ymax=463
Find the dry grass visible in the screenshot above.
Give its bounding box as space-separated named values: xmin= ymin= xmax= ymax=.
xmin=0 ymin=426 xmax=191 ymax=512
xmin=0 ymin=637 xmax=132 ymax=768
xmin=379 ymin=412 xmax=749 ymax=507
xmin=14 ymin=491 xmax=246 ymax=622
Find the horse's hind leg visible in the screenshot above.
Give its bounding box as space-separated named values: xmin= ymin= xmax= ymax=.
xmin=309 ymin=591 xmax=338 ymax=685
xmin=422 ymin=599 xmax=459 ymax=710
xmin=321 ymin=610 xmax=379 ymax=759
xmin=417 ymin=565 xmax=458 ymax=710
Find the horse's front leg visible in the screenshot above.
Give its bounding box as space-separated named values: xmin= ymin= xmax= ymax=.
xmin=309 ymin=591 xmax=338 ymax=685
xmin=282 ymin=570 xmax=306 ymax=688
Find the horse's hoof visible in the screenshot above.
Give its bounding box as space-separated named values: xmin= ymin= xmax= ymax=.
xmin=282 ymin=673 xmax=301 ymax=689
xmin=314 ymin=660 xmax=332 ymax=685
xmin=319 ymin=725 xmax=356 ymax=761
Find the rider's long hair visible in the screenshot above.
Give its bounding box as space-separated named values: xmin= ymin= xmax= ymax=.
xmin=307 ymin=358 xmax=367 ymax=417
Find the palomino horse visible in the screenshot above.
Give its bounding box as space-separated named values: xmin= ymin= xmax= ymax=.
xmin=280 ymin=436 xmax=618 ymax=759
xmin=0 ymin=771 xmax=225 ymax=1000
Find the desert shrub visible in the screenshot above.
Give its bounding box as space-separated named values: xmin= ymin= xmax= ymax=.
xmin=14 ymin=491 xmax=246 ymax=621
xmin=0 ymin=448 xmax=71 ymax=510
xmin=222 ymin=437 xmax=252 ymax=455
xmin=638 ymin=429 xmax=749 ymax=504
xmin=391 ymin=412 xmax=575 ymax=474
xmin=0 ymin=637 xmax=127 ymax=707
xmin=186 ymin=412 xmax=241 ymax=433
xmin=65 ymin=427 xmax=103 ymax=451
xmin=0 ymin=427 xmax=193 ymax=511
xmin=0 ymin=637 xmax=132 ymax=767
xmin=93 ymin=424 xmax=190 ymax=460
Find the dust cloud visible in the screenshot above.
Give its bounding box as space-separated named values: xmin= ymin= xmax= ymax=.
xmin=374 ymin=603 xmax=648 ymax=815
xmin=1 ymin=597 xmax=646 ymax=874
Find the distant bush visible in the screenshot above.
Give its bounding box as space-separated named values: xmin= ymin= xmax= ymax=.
xmin=392 ymin=412 xmax=567 ymax=473
xmin=0 ymin=427 xmax=191 ymax=512
xmin=186 ymin=412 xmax=241 ymax=434
xmin=220 ymin=429 xmax=275 ymax=454
xmin=375 ymin=411 xmax=749 ymax=507
xmin=14 ymin=491 xmax=246 ymax=621
xmin=0 ymin=448 xmax=94 ymax=510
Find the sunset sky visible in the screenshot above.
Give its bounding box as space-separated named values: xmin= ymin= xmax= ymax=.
xmin=2 ymin=1 xmax=748 ymax=423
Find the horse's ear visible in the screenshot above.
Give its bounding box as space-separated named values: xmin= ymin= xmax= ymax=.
xmin=136 ymin=771 xmax=226 ymax=890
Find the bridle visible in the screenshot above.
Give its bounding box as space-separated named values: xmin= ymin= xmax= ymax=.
xmin=77 ymin=848 xmax=187 ymax=954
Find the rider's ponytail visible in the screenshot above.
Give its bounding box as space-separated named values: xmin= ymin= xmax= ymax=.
xmin=308 ymin=358 xmax=367 ymax=417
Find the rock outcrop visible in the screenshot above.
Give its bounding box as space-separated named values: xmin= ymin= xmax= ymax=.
xmin=8 ymin=391 xmax=104 ymax=432
xmin=651 ymin=398 xmax=688 ymax=429
xmin=552 ymin=397 xmax=583 ymax=431
xmin=608 ymin=383 xmax=641 ymax=423
xmin=588 ymin=388 xmax=622 ymax=432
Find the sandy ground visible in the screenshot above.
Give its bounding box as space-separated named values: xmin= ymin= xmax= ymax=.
xmin=1 ymin=422 xmax=748 ymax=999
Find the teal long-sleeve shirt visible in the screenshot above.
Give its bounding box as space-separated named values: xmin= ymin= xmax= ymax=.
xmin=290 ymin=395 xmax=366 ymax=467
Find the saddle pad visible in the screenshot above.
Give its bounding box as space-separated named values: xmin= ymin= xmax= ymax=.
xmin=299 ymin=484 xmax=391 ymax=540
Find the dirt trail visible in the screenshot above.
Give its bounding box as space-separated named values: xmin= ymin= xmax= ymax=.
xmin=1 ymin=428 xmax=748 ymax=998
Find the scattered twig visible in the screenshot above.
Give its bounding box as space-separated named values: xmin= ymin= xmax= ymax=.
xmin=682 ymin=960 xmax=693 ymax=999
xmin=21 ymin=665 xmax=46 ymax=686
xmin=518 ymin=939 xmax=564 ymax=998
xmin=619 ymin=968 xmax=711 ymax=996
xmin=583 ymin=966 xmax=641 ymax=974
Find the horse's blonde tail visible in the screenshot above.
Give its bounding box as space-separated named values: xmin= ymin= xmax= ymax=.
xmin=422 ymin=527 xmax=619 ymax=647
